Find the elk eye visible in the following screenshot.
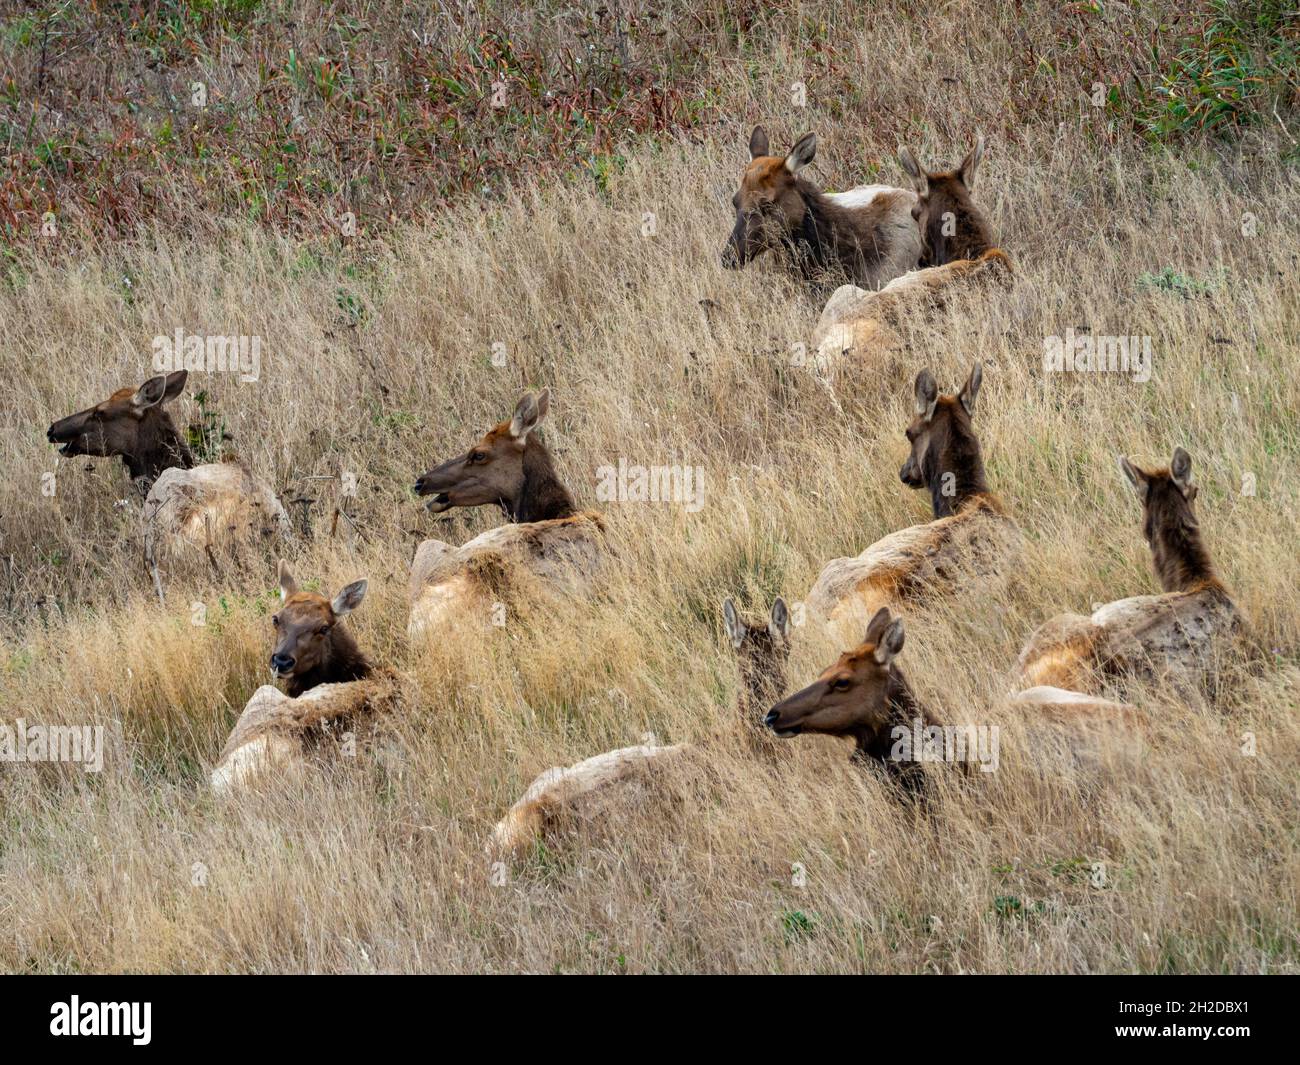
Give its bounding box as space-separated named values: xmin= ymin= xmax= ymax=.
xmin=272 ymin=614 xmax=280 ymax=627
xmin=833 ymin=677 xmax=851 ymax=691
xmin=469 ymin=450 xmax=486 ymax=464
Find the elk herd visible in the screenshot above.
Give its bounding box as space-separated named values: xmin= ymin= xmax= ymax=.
xmin=43 ymin=129 xmax=1248 ymax=857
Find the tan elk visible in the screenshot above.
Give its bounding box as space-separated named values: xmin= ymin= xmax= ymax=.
xmin=45 ymin=370 xmax=289 ymax=559
xmin=408 ymin=390 xmax=603 ymax=638
xmin=808 ymin=365 xmax=1021 ymax=645
xmin=811 ymin=136 xmax=1012 ymax=370
xmin=721 ymin=127 xmax=921 ymax=289
xmin=211 ymin=560 xmax=399 ymax=795
xmin=1016 ymin=448 xmax=1244 ymax=700
xmin=490 ymin=596 xmax=795 ymax=856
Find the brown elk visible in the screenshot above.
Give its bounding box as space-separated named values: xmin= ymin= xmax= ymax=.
xmin=1016 ymin=448 xmax=1243 ymax=697
xmin=722 ymin=127 xmax=921 ymax=289
xmin=897 ymin=136 xmax=999 ymax=267
xmin=722 ymin=596 xmax=792 ymax=753
xmin=408 ymin=390 xmax=602 ymax=638
xmin=807 ymin=364 xmax=1020 ymax=644
xmin=765 ymin=607 xmax=935 ymax=794
xmin=414 ymin=389 xmax=576 ymax=522
xmin=271 ymin=560 xmax=371 ymax=698
xmin=46 ymin=370 xmax=193 ymax=492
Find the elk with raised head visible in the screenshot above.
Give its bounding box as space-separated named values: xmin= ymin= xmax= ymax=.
xmin=408 ymin=389 xmax=603 ymax=638
xmin=811 ymin=136 xmax=1011 ymax=370
xmin=808 ymin=365 xmax=1021 ymax=645
xmin=1016 ymin=448 xmax=1244 ymax=699
xmin=211 ymin=560 xmax=398 ymax=795
xmin=722 ymin=595 xmax=792 ymax=755
xmin=45 ymin=370 xmax=288 ymax=559
xmin=490 ymin=596 xmax=796 ymax=856
xmin=721 ymin=127 xmax=921 ymax=290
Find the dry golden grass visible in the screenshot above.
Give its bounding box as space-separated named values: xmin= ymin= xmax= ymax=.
xmin=2 ymin=7 xmax=1298 ymax=972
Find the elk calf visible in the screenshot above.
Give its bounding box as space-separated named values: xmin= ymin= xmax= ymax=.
xmin=490 ymin=597 xmax=795 ymax=856
xmin=808 ymin=366 xmax=1021 ymax=645
xmin=46 ymin=370 xmax=288 ymax=558
xmin=211 ymin=561 xmax=392 ymax=794
xmin=722 ymin=127 xmax=921 ymax=289
xmin=409 ymin=390 xmax=603 ymax=638
xmin=1016 ymin=448 xmax=1244 ymax=699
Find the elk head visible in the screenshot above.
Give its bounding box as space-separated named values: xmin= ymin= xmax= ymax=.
xmin=723 ymin=595 xmax=792 ymax=714
xmin=270 ymin=560 xmax=370 ymax=697
xmin=414 ymin=390 xmax=576 ymax=523
xmin=900 ymin=364 xmax=988 ymax=518
xmin=896 ymin=136 xmax=993 ymax=266
xmin=721 ymin=126 xmax=819 ymax=269
xmin=1119 ymin=447 xmax=1217 ymax=593
xmin=46 ymin=370 xmax=193 ymax=489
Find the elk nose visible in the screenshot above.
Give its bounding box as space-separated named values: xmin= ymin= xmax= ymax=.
xmin=764 ymin=709 xmax=780 ymax=728
xmin=270 ymin=652 xmax=295 ymax=674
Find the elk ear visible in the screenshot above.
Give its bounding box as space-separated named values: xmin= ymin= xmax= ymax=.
xmin=277 ymin=559 xmax=298 ymax=601
xmin=508 ymin=391 xmax=543 ymax=441
xmin=769 ymin=596 xmax=791 ymax=641
xmin=749 ymin=125 xmax=770 ymax=159
xmin=161 ymin=369 xmax=188 ymax=403
xmin=331 ymin=579 xmax=368 ymax=617
xmin=132 ymin=374 xmax=170 ymax=410
xmin=897 ymin=146 xmax=928 ymax=196
xmin=874 ymin=618 xmax=906 ymax=666
xmin=914 ymin=370 xmax=939 ymax=422
xmin=864 ymin=606 xmax=893 ymax=647
xmin=785 ymin=132 xmax=817 ymax=174
xmin=959 ymin=134 xmax=985 ymax=190
xmin=1170 ymin=446 xmax=1193 ymax=496
xmin=1119 ymin=455 xmax=1149 ymax=502
xmin=722 ymin=597 xmax=745 ymax=650
xmin=959 ymin=363 xmax=983 ymax=417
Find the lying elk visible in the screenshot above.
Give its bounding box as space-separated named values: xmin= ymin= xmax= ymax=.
xmin=811 ymin=136 xmax=1011 ymax=369
xmin=491 ymin=596 xmax=795 ymax=856
xmin=722 ymin=127 xmax=921 ymax=289
xmin=1016 ymin=448 xmax=1244 ymax=700
xmin=807 ymin=365 xmax=1021 ymax=644
xmin=211 ymin=561 xmax=395 ymax=794
xmin=45 ymin=370 xmax=288 ymax=561
xmin=769 ymin=608 xmax=1140 ymax=793
xmin=408 ymin=390 xmax=603 ymax=637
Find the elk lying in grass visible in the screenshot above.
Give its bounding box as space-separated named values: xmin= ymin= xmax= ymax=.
xmin=721 ymin=127 xmax=921 ymax=290
xmin=810 ymin=136 xmax=1011 ymax=370
xmin=409 ymin=389 xmax=603 ymax=638
xmin=767 ymin=608 xmax=1140 ymax=794
xmin=45 ymin=370 xmax=289 ymax=559
xmin=211 ymin=561 xmax=400 ymax=794
xmin=808 ymin=365 xmax=1021 ymax=645
xmin=1016 ymin=448 xmax=1244 ymax=700
xmin=490 ymin=596 xmax=793 ymax=856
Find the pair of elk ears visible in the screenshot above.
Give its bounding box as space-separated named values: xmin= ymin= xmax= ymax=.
xmin=958 ymin=134 xmax=985 ymax=190
xmin=132 ymin=369 xmax=187 ymax=411
xmin=508 ymin=388 xmax=551 ymax=442
xmin=1119 ymin=447 xmax=1195 ymax=501
xmin=865 ymin=607 xmax=905 ymax=666
xmin=897 ymin=146 xmax=927 ymax=196
xmin=277 ymin=559 xmax=368 ymax=616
